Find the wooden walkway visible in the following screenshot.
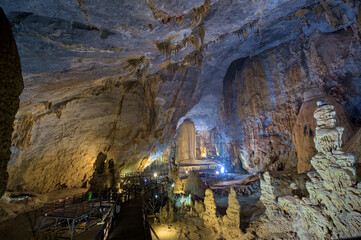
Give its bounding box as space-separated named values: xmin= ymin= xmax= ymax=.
xmin=36 ymin=172 xmax=168 ymax=240
xmin=37 ymin=192 xmax=115 ymax=240
xmin=108 ymin=184 xmax=165 ymax=240
xmin=108 ymin=197 xmax=148 ymax=240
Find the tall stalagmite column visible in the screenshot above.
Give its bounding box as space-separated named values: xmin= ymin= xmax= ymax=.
xmin=176 ymin=119 xmax=196 ymax=163
xmin=0 ymin=8 xmax=24 ymax=196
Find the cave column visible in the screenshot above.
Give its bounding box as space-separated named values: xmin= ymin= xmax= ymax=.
xmin=176 ymin=119 xmax=196 ymax=164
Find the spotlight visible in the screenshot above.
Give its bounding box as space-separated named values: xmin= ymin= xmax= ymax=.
xmin=154 ymin=173 xmax=158 ymax=177
xmin=221 ymin=166 xmax=225 ymax=174
xmin=216 ymin=171 xmax=219 ymax=175
xmin=155 ymin=194 xmax=158 ymax=199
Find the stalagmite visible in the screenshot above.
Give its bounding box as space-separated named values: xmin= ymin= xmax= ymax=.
xmin=173 ymin=177 xmax=184 ymax=194
xmin=222 ymin=188 xmax=243 ymax=240
xmin=184 ymin=171 xmax=207 ymax=198
xmin=176 ymin=119 xmax=196 ymax=164
xmin=247 ymin=101 xmax=361 ymax=239
xmin=203 ymin=188 xmax=220 ymax=233
xmin=292 ymin=89 xmax=354 ymax=174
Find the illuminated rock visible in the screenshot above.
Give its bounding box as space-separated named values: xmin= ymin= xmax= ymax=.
xmin=176 ymin=119 xmax=196 ymax=164
xmin=193 ymin=200 xmax=205 ymax=218
xmin=159 ymin=203 xmax=174 ymax=224
xmin=221 ymin=188 xmax=243 ymax=240
xmin=173 ymin=177 xmax=184 ymax=194
xmin=292 ymin=89 xmax=354 ymax=174
xmin=1 ymin=0 xmax=361 ymax=194
xmin=247 ymin=102 xmax=361 ymax=239
xmin=203 ymin=188 xmax=220 ymax=233
xmin=184 ymin=171 xmax=206 ymax=198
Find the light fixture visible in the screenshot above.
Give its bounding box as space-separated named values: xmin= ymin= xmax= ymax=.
xmin=221 ymin=166 xmax=225 ymax=174
xmin=171 ymin=183 xmax=174 ymax=187
xmin=216 ymin=171 xmax=219 ymax=175
xmin=154 ymin=173 xmax=158 ymax=177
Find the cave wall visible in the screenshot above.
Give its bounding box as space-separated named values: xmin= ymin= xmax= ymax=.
xmin=293 ymin=88 xmax=354 ymax=173
xmin=0 ymin=8 xmax=23 ymax=196
xmin=247 ymin=102 xmax=361 ymax=240
xmin=8 ymin=67 xmax=201 ymax=193
xmin=196 ymin=128 xmax=223 ymax=158
xmin=222 ymin=29 xmax=361 ymax=173
xmin=3 ymin=0 xmax=361 ymax=192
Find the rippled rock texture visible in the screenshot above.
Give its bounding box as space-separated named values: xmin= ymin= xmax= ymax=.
xmin=222 ymin=29 xmax=361 ymax=173
xmin=1 ymin=0 xmax=361 ymax=192
xmin=247 ymin=102 xmax=361 ymax=239
xmin=0 ymin=8 xmax=23 ymax=196
xmin=8 ymin=68 xmax=201 ymax=192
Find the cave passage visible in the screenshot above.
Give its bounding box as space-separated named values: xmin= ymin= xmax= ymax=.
xmin=1 ymin=0 xmax=361 ymax=239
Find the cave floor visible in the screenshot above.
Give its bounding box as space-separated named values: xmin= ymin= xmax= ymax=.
xmin=151 ymin=192 xmax=264 ymax=240
xmin=151 ymin=215 xmax=217 ymax=240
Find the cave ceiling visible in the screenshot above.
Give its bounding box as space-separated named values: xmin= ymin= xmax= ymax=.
xmin=3 ymin=0 xmax=357 ymax=131
xmin=2 ymin=0 xmax=360 ymax=192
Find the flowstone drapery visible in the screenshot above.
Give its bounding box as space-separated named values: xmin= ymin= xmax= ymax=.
xmin=247 ymin=101 xmax=361 ymax=239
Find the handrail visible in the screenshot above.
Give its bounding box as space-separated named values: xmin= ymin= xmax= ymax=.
xmin=96 ymin=196 xmax=118 ymax=240
xmin=41 ymin=192 xmax=112 ymax=217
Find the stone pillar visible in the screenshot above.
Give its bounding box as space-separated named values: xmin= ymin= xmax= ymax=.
xmin=176 ymin=119 xmax=196 ymax=164
xmin=203 ymin=188 xmax=220 ymax=233
xmin=0 ymin=8 xmax=24 ymax=196
xmin=222 ymin=188 xmax=243 ymax=240
xmin=292 ymin=88 xmax=354 ymax=174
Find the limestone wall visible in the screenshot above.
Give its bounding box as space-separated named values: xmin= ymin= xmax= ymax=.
xmin=247 ymin=102 xmax=361 ymax=239
xmin=222 ymin=29 xmax=361 ymax=173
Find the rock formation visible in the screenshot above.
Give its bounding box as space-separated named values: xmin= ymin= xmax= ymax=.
xmin=184 ymin=171 xmax=207 ymax=198
xmin=221 ymin=188 xmax=243 ymax=240
xmin=1 ymin=0 xmax=361 ymax=195
xmin=173 ymin=177 xmax=184 ymax=195
xmin=159 ymin=203 xmax=174 ymax=224
xmin=203 ymin=188 xmax=220 ymax=233
xmin=293 ymin=88 xmax=354 ymax=173
xmin=247 ymin=101 xmax=361 ymax=239
xmin=89 ymin=152 xmax=116 ymax=193
xmin=222 ymin=29 xmax=361 ymax=174
xmin=0 ymin=8 xmax=23 ymax=196
xmin=176 ymin=119 xmax=196 ymax=164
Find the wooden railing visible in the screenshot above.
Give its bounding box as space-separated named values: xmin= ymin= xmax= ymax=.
xmin=96 ymin=182 xmax=167 ymax=240
xmin=41 ymin=192 xmax=113 ymax=218
xmin=122 ymin=169 xmax=169 ymax=179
